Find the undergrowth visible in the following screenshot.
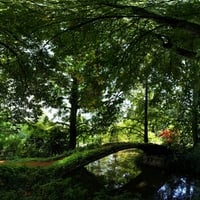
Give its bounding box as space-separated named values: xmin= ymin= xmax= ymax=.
xmin=0 ymin=164 xmax=139 ymax=200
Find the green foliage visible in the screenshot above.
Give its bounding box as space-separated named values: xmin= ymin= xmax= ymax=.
xmin=0 ymin=153 xmax=143 ymax=200
xmin=32 ymin=178 xmax=89 ymax=200
xmin=0 ymin=113 xmax=23 ymax=159
xmin=21 ymin=121 xmax=68 ymax=157
xmin=1 ymin=1 xmax=200 ymax=198
xmin=0 ymin=0 xmax=200 ymax=156
xmin=0 ymin=164 xmax=103 ymax=200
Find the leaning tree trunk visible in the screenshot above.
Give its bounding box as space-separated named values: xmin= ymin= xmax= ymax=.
xmin=69 ymin=77 xmax=79 ymax=150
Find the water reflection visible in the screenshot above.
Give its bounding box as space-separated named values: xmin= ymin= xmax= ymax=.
xmin=156 ymin=176 xmax=196 ymax=200
xmin=87 ymin=150 xmax=200 ymax=199
xmin=87 ymin=150 xmax=141 ymax=189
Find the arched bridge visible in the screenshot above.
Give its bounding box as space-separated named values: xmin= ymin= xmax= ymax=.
xmin=52 ymin=142 xmax=173 ymax=175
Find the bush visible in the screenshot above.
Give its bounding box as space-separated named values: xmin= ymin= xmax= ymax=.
xmin=0 ymin=165 xmax=105 ymax=200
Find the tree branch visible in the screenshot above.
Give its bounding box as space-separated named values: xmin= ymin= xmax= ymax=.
xmin=102 ymin=3 xmax=200 ymax=35
xmin=155 ymin=34 xmax=197 ymax=58
xmin=44 ymin=2 xmax=199 ymax=58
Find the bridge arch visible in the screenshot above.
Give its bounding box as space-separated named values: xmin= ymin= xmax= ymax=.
xmin=52 ymin=142 xmax=173 ymax=176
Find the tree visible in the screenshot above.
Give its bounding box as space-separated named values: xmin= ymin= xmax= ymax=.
xmin=144 ymin=77 xmax=149 ymax=143
xmin=68 ymin=76 xmax=79 ymax=149
xmin=1 ymin=0 xmax=200 ymax=152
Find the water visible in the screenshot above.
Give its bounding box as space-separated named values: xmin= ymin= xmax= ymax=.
xmin=155 ymin=176 xmax=200 ymax=200
xmin=87 ymin=150 xmax=141 ymax=189
xmin=87 ymin=150 xmax=200 ymax=199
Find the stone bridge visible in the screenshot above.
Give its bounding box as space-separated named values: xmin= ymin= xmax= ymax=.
xmin=52 ymin=142 xmax=173 ymax=176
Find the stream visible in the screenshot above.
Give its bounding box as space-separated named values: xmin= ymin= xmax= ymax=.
xmin=86 ymin=150 xmax=200 ymax=199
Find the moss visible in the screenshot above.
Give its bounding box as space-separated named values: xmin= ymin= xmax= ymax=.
xmin=0 ymin=165 xmax=105 ymax=200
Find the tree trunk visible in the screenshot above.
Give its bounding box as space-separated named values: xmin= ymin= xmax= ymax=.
xmin=191 ymin=63 xmax=200 ymax=146
xmin=69 ymin=77 xmax=79 ymax=150
xmin=192 ymin=84 xmax=199 ymax=146
xmin=144 ymin=78 xmax=148 ymax=143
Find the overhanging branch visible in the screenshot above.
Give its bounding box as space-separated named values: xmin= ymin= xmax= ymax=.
xmin=102 ymin=3 xmax=200 ymax=35
xmin=155 ymin=34 xmax=197 ymax=58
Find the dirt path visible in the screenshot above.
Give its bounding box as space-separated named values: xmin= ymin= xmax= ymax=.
xmin=0 ymin=159 xmax=57 ymax=167
xmin=21 ymin=160 xmax=56 ymax=167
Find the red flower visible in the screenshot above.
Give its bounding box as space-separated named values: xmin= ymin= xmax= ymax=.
xmin=159 ymin=129 xmax=173 ymax=142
